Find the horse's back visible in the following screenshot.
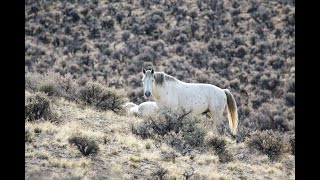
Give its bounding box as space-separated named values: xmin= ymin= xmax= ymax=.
xmin=198 ymin=84 xmax=226 ymax=107
xmin=179 ymin=82 xmax=225 ymax=98
xmin=175 ymin=82 xmax=226 ymax=113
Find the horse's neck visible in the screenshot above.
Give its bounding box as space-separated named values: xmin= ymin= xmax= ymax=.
xmin=152 ymin=82 xmax=177 ymax=102
xmin=152 ymin=84 xmax=162 ymax=101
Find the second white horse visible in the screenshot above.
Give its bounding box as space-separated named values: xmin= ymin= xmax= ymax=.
xmin=125 ymin=101 xmax=158 ymax=116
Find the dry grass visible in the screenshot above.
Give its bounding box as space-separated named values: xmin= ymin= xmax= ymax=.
xmin=25 ymin=97 xmax=294 ymax=179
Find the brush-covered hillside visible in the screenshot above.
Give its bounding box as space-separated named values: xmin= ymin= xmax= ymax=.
xmin=25 ymin=0 xmax=295 ymax=179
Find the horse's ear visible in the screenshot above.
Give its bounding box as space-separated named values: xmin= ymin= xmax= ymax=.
xmin=151 ymin=69 xmax=154 ymax=74
xmin=143 ymin=68 xmax=146 ymax=74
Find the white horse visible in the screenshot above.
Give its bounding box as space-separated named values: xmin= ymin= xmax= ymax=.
xmin=138 ymin=101 xmax=158 ymax=116
xmin=124 ymin=102 xmax=139 ymax=114
xmin=124 ymin=101 xmax=158 ymax=116
xmin=142 ymin=68 xmax=238 ymax=135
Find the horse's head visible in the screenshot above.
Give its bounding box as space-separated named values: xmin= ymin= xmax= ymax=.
xmin=142 ymin=68 xmax=154 ymax=98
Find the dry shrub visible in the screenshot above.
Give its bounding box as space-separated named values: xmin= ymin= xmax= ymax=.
xmin=25 ymin=72 xmax=45 ymax=92
xmin=286 ymin=80 xmax=295 ymax=93
xmin=181 ymin=117 xmax=207 ymax=147
xmin=289 ymin=136 xmax=295 ymax=155
xmin=285 ymin=131 xmax=295 ymax=156
xmin=131 ymin=120 xmax=153 ymax=139
xmin=151 ymin=166 xmax=168 ymax=179
xmin=234 ymin=45 xmax=248 ymax=58
xmin=68 ymin=133 xmax=99 ymax=156
xmin=25 ymin=71 xmax=61 ymax=96
xmin=25 ymin=92 xmax=53 ymax=121
xmin=39 ymin=83 xmax=57 ymax=96
xmin=77 ymin=81 xmax=127 ymax=114
xmin=246 ymin=130 xmax=290 ymax=161
xmin=132 ymin=109 xmax=189 ymax=138
xmin=207 ymin=136 xmax=233 ymax=163
xmin=285 ymin=92 xmax=295 ymax=107
xmin=25 ymin=71 xmax=78 ymax=100
xmin=244 ymin=107 xmax=290 ymax=132
xmin=122 ymin=31 xmax=131 ymax=42
xmin=25 ymin=129 xmax=32 ymax=143
xmin=207 ymin=137 xmax=226 ymax=155
xmin=132 ymin=109 xmax=208 ymax=150
xmin=259 ymin=74 xmax=279 ymax=90
xmin=268 ymin=56 xmax=285 ymax=69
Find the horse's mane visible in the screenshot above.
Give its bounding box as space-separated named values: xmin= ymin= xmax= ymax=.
xmin=154 ymin=72 xmax=178 ymax=86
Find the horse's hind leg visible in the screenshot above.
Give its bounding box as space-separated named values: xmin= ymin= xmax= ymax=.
xmin=204 ymin=112 xmax=211 ymax=118
xmin=209 ymin=105 xmax=224 ymax=121
xmin=208 ymin=106 xmax=225 ymax=133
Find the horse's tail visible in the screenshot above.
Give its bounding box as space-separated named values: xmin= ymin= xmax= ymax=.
xmin=223 ymin=89 xmax=238 ymax=135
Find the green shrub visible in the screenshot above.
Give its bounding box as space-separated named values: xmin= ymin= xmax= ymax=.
xmin=39 ymin=83 xmax=57 ymax=96
xmin=145 ymin=142 xmax=151 ymax=149
xmin=181 ymin=117 xmax=207 ymax=147
xmin=34 ymin=127 xmax=42 ymax=134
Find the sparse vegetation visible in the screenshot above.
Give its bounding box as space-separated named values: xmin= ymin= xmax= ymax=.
xmin=25 ymin=0 xmax=294 ymax=179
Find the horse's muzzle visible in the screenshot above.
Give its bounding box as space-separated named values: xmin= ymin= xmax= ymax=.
xmin=144 ymin=91 xmax=151 ymax=98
